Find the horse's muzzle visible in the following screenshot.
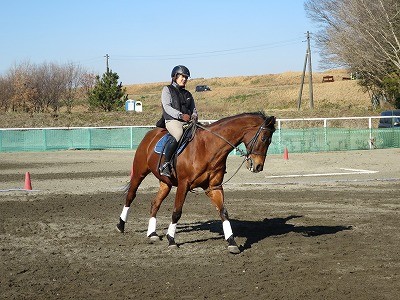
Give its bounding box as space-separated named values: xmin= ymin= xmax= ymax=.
xmin=246 ymin=158 xmax=264 ymax=173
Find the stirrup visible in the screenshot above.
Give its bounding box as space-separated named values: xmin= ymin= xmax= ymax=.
xmin=160 ymin=162 xmax=172 ymax=177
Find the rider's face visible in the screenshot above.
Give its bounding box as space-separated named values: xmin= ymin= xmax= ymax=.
xmin=176 ymin=74 xmax=188 ymax=87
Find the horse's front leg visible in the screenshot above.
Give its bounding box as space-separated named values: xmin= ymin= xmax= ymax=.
xmin=146 ymin=181 xmax=172 ymax=243
xmin=206 ymin=187 xmax=240 ymax=254
xmin=166 ymin=183 xmax=189 ymax=248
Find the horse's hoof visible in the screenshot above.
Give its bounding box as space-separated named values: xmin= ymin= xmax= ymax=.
xmin=116 ymin=219 xmax=125 ymax=233
xmin=150 ymin=236 xmax=160 ymax=243
xmin=166 ymin=234 xmax=178 ymax=248
xmin=116 ymin=225 xmax=124 ymax=233
xmin=148 ymin=232 xmax=160 ymax=243
xmin=228 ymin=245 xmax=240 ymax=254
xmin=227 ymin=235 xmax=240 ymax=254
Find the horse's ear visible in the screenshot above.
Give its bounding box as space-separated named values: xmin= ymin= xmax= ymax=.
xmin=267 ymin=116 xmax=276 ymax=131
xmin=267 ymin=116 xmax=276 ymax=125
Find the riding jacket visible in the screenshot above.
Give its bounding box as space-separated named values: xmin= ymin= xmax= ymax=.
xmin=161 ymin=82 xmax=197 ymax=121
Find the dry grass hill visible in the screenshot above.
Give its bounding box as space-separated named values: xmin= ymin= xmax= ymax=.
xmin=0 ymin=69 xmax=392 ymax=128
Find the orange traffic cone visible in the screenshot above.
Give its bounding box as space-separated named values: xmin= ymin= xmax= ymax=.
xmin=24 ymin=172 xmax=32 ymax=190
xmin=283 ymin=147 xmax=289 ymax=160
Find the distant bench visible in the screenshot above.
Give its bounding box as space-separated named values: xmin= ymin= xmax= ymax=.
xmin=322 ymin=76 xmax=334 ymax=83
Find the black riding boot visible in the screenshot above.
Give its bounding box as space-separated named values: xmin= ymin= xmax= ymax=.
xmin=160 ymin=137 xmax=178 ymax=177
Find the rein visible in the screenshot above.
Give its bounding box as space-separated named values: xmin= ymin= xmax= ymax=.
xmin=191 ymin=118 xmax=274 ymax=193
xmin=194 ymin=123 xmax=247 ymax=157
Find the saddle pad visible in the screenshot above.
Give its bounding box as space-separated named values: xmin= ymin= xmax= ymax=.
xmin=154 ymin=133 xmax=187 ymax=155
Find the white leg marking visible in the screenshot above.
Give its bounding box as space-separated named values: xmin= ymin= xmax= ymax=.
xmin=167 ymin=223 xmax=177 ymax=238
xmin=147 ymin=217 xmax=157 ymax=236
xmin=222 ymin=220 xmax=233 ymax=240
xmin=120 ymin=206 xmax=130 ymax=222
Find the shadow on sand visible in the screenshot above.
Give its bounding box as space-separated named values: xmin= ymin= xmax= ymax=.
xmin=175 ymin=215 xmax=352 ymax=251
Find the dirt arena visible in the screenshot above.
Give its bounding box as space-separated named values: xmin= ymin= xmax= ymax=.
xmin=1 ymin=148 xmax=399 ymax=299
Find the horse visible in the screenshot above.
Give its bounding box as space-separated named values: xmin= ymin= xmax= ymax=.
xmin=116 ymin=111 xmax=276 ymax=254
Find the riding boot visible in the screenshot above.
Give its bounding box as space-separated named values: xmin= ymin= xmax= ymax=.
xmin=160 ymin=137 xmax=178 ymax=177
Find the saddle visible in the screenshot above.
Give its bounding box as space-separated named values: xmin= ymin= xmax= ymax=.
xmin=154 ymin=122 xmax=197 ymax=176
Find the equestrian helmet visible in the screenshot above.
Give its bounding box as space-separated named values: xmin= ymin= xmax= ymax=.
xmin=171 ymin=65 xmax=190 ymax=78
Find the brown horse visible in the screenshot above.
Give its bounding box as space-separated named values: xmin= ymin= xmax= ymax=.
xmin=116 ymin=111 xmax=276 ymax=254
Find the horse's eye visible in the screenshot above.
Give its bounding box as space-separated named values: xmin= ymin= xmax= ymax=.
xmin=261 ymin=135 xmax=271 ymax=144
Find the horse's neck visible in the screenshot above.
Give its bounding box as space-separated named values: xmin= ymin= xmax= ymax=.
xmin=210 ymin=116 xmax=257 ymax=143
xmin=199 ymin=116 xmax=257 ymax=154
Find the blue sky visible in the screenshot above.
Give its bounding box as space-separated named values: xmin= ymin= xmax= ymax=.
xmin=0 ymin=0 xmax=320 ymax=84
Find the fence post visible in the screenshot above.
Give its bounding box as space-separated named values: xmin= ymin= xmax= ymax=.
xmin=324 ymin=118 xmax=328 ymax=152
xmin=88 ymin=128 xmax=92 ymax=149
xmin=43 ymin=129 xmax=47 ymax=151
xmin=277 ymin=119 xmax=282 ymax=152
xmin=130 ymin=126 xmax=134 ymax=149
xmin=368 ymin=117 xmax=373 ymax=150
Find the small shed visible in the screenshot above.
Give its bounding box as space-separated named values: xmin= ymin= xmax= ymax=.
xmin=134 ymin=101 xmax=143 ymax=112
xmin=125 ymin=99 xmax=135 ymax=111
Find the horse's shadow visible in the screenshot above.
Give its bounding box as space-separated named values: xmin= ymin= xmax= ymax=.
xmin=175 ymin=215 xmax=352 ymax=251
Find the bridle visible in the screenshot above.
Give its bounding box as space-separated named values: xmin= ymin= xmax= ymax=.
xmin=244 ymin=118 xmax=275 ymax=157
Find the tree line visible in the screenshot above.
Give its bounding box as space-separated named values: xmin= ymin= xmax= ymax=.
xmin=0 ymin=61 xmax=126 ymax=113
xmin=2 ymin=1 xmax=399 ymax=113
xmin=305 ymin=0 xmax=400 ymax=108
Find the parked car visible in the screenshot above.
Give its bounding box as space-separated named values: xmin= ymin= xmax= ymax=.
xmin=195 ymin=85 xmax=211 ymax=92
xmin=377 ymin=110 xmax=400 ymax=148
xmin=378 ymin=110 xmax=400 ymax=128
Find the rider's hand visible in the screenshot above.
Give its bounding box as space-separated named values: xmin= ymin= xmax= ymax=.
xmin=181 ymin=114 xmax=191 ymax=122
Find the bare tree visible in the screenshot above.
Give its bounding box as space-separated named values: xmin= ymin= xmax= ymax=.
xmin=80 ymin=72 xmax=97 ymax=94
xmin=1 ymin=61 xmax=89 ymax=113
xmin=0 ymin=75 xmax=14 ymax=112
xmin=33 ymin=62 xmax=68 ymax=112
xmin=8 ymin=61 xmax=39 ymax=112
xmin=305 ymin=0 xmax=400 ymax=107
xmin=62 ymin=63 xmax=84 ymax=113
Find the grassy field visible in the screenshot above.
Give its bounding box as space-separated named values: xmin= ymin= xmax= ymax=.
xmin=0 ymin=69 xmax=391 ymax=128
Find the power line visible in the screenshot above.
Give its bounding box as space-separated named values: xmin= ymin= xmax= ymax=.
xmin=109 ymin=37 xmax=304 ymax=61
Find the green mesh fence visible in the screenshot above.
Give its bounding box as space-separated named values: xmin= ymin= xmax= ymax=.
xmin=0 ymin=126 xmax=399 ymax=153
xmin=0 ymin=127 xmax=151 ymax=152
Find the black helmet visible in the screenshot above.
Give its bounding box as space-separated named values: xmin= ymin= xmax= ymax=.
xmin=171 ymin=65 xmax=190 ymax=78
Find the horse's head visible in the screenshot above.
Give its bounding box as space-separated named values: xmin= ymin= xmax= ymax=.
xmin=243 ymin=114 xmax=276 ymax=173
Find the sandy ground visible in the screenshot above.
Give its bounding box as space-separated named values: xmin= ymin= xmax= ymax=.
xmin=1 ymin=148 xmax=399 ymax=299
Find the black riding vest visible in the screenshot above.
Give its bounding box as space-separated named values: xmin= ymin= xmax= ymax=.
xmin=163 ymin=84 xmax=194 ymax=121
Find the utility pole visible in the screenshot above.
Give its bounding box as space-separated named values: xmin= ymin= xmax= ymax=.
xmin=297 ymin=31 xmax=314 ymax=110
xmin=104 ymin=54 xmax=110 ymax=72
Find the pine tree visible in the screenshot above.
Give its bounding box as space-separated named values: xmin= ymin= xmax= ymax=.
xmin=88 ymin=70 xmax=126 ymax=111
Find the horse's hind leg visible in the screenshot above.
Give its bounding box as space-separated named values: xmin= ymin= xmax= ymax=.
xmin=116 ymin=168 xmax=149 ymax=233
xmin=205 ymin=187 xmax=240 ymax=254
xmin=146 ymin=181 xmax=172 ymax=242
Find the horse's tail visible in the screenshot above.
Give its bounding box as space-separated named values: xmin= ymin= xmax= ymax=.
xmin=122 ymin=181 xmax=131 ymax=194
xmin=119 ymin=181 xmax=131 ymax=194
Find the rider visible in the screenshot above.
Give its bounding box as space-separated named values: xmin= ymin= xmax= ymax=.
xmin=159 ymin=65 xmax=198 ymax=177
